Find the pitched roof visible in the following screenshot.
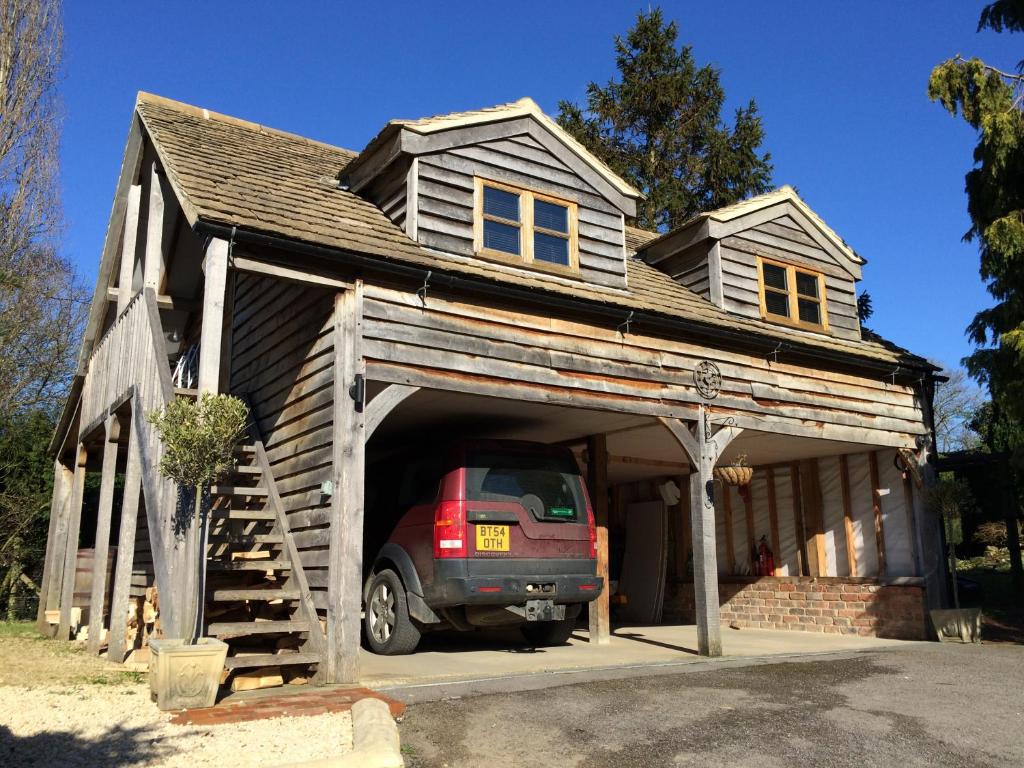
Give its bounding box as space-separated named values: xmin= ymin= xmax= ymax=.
xmin=348 ymin=97 xmax=643 ymax=201
xmin=639 ymin=185 xmax=865 ymax=267
xmin=133 ymin=93 xmax=930 ymax=371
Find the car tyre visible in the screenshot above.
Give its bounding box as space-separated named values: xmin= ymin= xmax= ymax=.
xmin=520 ymin=617 xmax=576 ymax=647
xmin=364 ymin=569 xmax=421 ymax=655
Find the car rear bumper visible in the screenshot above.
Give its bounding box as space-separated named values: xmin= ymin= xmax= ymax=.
xmin=425 ymin=558 xmax=602 ymax=607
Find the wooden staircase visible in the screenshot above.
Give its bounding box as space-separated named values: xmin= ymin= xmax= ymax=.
xmin=204 ymin=435 xmax=325 ymax=686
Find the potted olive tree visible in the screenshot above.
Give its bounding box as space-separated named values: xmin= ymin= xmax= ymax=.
xmin=146 ymin=393 xmax=249 ymax=710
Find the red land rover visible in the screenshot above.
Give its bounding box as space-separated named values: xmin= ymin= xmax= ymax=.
xmin=362 ymin=439 xmax=602 ymax=654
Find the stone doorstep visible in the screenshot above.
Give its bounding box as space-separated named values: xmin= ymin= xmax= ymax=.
xmin=168 ymin=687 xmax=405 ymax=726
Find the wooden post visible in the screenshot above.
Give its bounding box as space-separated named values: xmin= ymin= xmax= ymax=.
xmin=586 ymin=434 xmax=610 ymax=645
xmin=677 ymin=474 xmax=691 ymax=579
xmin=58 ymin=444 xmax=88 ymax=640
xmin=742 ymin=485 xmax=755 ymax=573
xmin=799 ymin=459 xmax=827 ymax=576
xmin=868 ymin=451 xmax=887 ymax=576
xmin=143 ymin=163 xmax=165 ymax=292
xmin=765 ymin=467 xmax=781 ymax=566
xmin=327 ymin=282 xmax=365 ymax=683
xmin=839 ymin=455 xmax=858 ymax=576
xmin=901 ymin=471 xmax=921 ymax=576
xmin=790 ymin=463 xmax=808 ymax=576
xmin=87 ymin=418 xmax=121 ymax=654
xmin=659 ymin=408 xmax=742 ymax=657
xmin=116 ymin=184 xmax=142 ymax=314
xmin=198 ymin=238 xmax=229 ymax=395
xmin=721 ymin=483 xmax=735 ymax=575
xmin=106 ymin=424 xmax=144 ymax=662
xmin=36 ymin=459 xmax=73 ymax=634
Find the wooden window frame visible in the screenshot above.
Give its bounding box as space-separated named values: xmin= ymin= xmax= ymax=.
xmin=473 ymin=177 xmax=580 ymax=276
xmin=756 ymin=256 xmax=830 ymax=332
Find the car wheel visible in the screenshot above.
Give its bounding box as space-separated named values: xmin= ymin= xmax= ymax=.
xmin=520 ymin=617 xmax=576 ymax=647
xmin=364 ymin=569 xmax=421 ymax=655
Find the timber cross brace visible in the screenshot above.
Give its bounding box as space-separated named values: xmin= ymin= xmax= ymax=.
xmin=658 ymin=405 xmax=743 ymax=657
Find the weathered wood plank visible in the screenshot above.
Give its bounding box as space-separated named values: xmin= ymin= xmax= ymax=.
xmin=87 ymin=420 xmax=120 ymax=655
xmin=839 ymin=454 xmax=858 ymax=576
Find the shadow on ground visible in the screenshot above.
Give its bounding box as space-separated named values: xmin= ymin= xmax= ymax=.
xmin=0 ymin=722 xmax=172 ymax=767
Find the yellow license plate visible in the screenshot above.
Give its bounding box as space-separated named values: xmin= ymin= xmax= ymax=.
xmin=475 ymin=524 xmax=510 ymax=552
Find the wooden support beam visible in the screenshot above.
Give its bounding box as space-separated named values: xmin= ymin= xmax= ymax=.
xmin=677 ymin=475 xmax=691 ymax=579
xmin=586 ymin=434 xmax=610 ymax=645
xmin=790 ymin=463 xmax=808 ymax=576
xmin=36 ymin=460 xmax=73 ymax=634
xmin=143 ymin=163 xmax=165 ymax=292
xmin=327 ymin=282 xmax=365 ymax=684
xmin=364 ymin=384 xmax=420 ymax=441
xmin=605 ymin=454 xmax=690 ymax=471
xmin=721 ymin=483 xmax=735 ymax=575
xmin=839 ymin=455 xmax=858 ymax=576
xmin=198 ymin=238 xmax=229 ymax=395
xmin=765 ymin=467 xmax=781 ymax=567
xmin=660 ymin=407 xmax=742 ymax=657
xmin=868 ymin=450 xmax=887 ymax=576
xmin=742 ymin=485 xmax=755 ymax=573
xmin=58 ymin=445 xmax=88 ymax=640
xmin=116 ymin=185 xmax=142 ymax=315
xmin=106 ymin=424 xmax=143 ymax=662
xmin=88 ymin=418 xmax=121 ymax=654
xmin=901 ymin=469 xmax=921 ymax=576
xmin=799 ymin=458 xmax=827 ymax=576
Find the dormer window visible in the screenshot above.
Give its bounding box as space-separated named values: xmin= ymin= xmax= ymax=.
xmin=758 ymin=257 xmax=829 ymax=331
xmin=474 ymin=178 xmax=578 ymax=274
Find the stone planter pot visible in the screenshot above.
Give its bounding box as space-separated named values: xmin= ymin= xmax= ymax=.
xmin=714 ymin=465 xmax=753 ymax=486
xmin=149 ymin=637 xmax=228 ymax=711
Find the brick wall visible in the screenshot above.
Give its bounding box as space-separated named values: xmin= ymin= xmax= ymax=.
xmin=664 ymin=576 xmax=929 ymax=640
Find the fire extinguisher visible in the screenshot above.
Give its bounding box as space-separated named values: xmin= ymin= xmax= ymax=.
xmin=756 ymin=536 xmax=775 ymax=577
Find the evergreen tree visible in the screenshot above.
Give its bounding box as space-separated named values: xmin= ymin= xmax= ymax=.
xmin=929 ymin=2 xmax=1024 ymax=463
xmin=557 ymin=9 xmax=773 ymax=231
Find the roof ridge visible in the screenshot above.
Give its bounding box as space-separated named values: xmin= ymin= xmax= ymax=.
xmin=135 ymin=91 xmax=357 ymax=156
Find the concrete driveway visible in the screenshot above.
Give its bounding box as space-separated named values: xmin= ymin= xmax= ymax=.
xmin=359 ymin=624 xmax=910 ymax=691
xmin=396 ymin=641 xmax=1024 ymax=767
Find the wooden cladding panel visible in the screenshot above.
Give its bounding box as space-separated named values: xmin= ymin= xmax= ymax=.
xmin=361 ymin=284 xmax=925 ymax=445
xmin=416 ymin=136 xmax=627 ymax=289
xmin=230 ymin=273 xmax=336 ymax=578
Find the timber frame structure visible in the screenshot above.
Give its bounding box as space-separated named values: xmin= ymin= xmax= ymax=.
xmin=39 ymin=93 xmax=946 ymax=684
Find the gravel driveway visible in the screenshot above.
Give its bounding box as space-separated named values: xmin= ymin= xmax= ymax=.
xmin=0 ymin=627 xmax=352 ymax=768
xmin=397 ymin=642 xmax=1024 ymax=767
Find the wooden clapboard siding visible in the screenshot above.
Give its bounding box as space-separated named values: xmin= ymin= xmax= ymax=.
xmin=230 ymin=273 xmax=336 ymax=594
xmin=415 ymin=135 xmax=627 ymax=289
xmin=718 ymin=215 xmax=861 ymax=341
xmin=360 ymin=283 xmax=925 ymax=446
xmin=357 ymin=157 xmax=410 ymax=234
xmin=129 ymin=503 xmax=154 ymax=599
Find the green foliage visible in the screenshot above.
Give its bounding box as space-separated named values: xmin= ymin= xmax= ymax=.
xmin=556 ymin=8 xmax=773 ymax=231
xmin=929 ymin=5 xmax=1024 ymax=463
xmin=147 ymin=394 xmax=249 ymax=488
xmin=928 ymin=476 xmax=978 ymax=545
xmin=0 ymin=409 xmax=56 ymax=619
xmin=856 ymin=291 xmax=874 ymax=322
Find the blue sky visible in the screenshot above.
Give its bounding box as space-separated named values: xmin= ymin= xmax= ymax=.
xmin=61 ymin=2 xmax=1020 ymax=379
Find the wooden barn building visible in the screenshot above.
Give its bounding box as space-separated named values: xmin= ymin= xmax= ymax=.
xmin=38 ymin=94 xmax=946 ymax=685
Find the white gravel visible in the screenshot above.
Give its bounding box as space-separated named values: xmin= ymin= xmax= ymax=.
xmin=0 ymin=683 xmax=353 ymax=767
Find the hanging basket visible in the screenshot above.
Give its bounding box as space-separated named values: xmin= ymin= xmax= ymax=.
xmin=714 ymin=465 xmax=754 ymax=486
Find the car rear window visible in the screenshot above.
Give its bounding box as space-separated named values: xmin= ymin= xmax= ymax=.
xmin=465 ymin=449 xmax=585 ymax=522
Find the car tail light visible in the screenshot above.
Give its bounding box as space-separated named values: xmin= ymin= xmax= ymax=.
xmin=433 ymin=499 xmax=467 ymax=558
xmin=586 ymin=502 xmax=597 ymax=559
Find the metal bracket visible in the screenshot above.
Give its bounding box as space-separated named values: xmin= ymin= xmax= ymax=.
xmin=417 ymin=270 xmax=432 ymax=306
xmin=888 ymin=365 xmax=902 ymax=386
xmin=617 ymin=311 xmax=634 ymax=336
xmin=768 ymin=342 xmax=783 ymax=365
xmin=349 ymin=373 xmax=365 ymax=412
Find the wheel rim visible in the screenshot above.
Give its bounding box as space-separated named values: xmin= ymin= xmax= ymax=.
xmin=369 ymin=581 xmax=396 ymax=644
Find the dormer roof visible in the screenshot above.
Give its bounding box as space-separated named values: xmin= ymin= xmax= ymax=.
xmin=342 ymin=97 xmax=643 ymax=216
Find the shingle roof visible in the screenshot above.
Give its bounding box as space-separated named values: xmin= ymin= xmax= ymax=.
xmin=134 ymin=93 xmax=930 ymax=370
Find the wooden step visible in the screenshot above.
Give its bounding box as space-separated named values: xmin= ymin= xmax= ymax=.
xmin=209 ymin=508 xmax=276 ymax=521
xmin=223 ymin=652 xmax=320 ymax=670
xmin=208 ymin=619 xmax=311 ymax=636
xmin=208 ymin=559 xmax=291 ymax=571
xmin=174 ymin=387 xmax=198 ymax=398
xmin=210 ymin=587 xmax=299 ymax=602
xmin=235 ymin=444 xmax=256 ymax=454
xmin=212 ymin=485 xmax=268 ymax=497
xmin=232 ymin=465 xmax=262 ymax=475
xmin=208 ymin=533 xmax=284 ymax=545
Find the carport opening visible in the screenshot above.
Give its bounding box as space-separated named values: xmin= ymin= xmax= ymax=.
xmin=362 ymin=385 xmax=927 ymax=645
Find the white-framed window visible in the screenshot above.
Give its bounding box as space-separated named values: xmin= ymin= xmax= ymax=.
xmin=473 ymin=177 xmax=579 ymax=274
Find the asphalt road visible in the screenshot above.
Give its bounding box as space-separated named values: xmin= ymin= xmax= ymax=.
xmin=396 ymin=642 xmax=1024 ymax=767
